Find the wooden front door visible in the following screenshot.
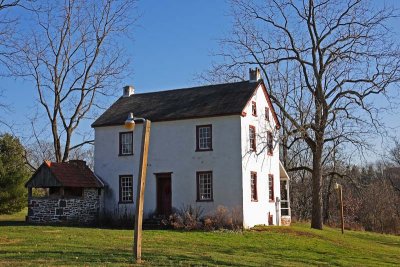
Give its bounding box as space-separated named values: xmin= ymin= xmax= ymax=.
xmin=156 ymin=173 xmax=172 ymax=216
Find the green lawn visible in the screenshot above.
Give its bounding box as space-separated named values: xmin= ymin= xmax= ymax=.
xmin=0 ymin=211 xmax=399 ymax=266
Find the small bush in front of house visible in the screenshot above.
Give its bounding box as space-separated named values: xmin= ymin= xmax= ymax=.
xmin=169 ymin=205 xmax=243 ymax=231
xmin=169 ymin=204 xmax=204 ymax=230
xmin=203 ymin=205 xmax=243 ymax=231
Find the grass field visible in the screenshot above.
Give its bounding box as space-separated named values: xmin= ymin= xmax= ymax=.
xmin=1 ymin=210 xmax=400 ymax=266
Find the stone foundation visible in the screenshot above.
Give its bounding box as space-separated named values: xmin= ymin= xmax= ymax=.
xmin=27 ymin=188 xmax=101 ymax=225
xmin=281 ymin=216 xmax=291 ymax=226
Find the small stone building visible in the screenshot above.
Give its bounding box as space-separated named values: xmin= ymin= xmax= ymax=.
xmin=25 ymin=160 xmax=104 ymax=225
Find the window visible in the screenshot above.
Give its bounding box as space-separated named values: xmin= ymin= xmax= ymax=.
xmin=119 ymin=132 xmax=133 ymax=155
xmin=64 ymin=187 xmax=83 ymax=197
xmin=196 ymin=125 xmax=212 ymax=151
xmin=251 ymin=101 xmax=257 ymax=116
xmin=251 ymin=172 xmax=258 ymax=201
xmin=267 ymin=131 xmax=273 ymax=155
xmin=281 ymin=180 xmax=290 ymax=216
xmin=119 ymin=175 xmax=133 ymax=203
xmin=269 ymin=174 xmax=274 ymax=202
xmin=265 ymin=107 xmax=270 ymax=121
xmin=249 ymin=125 xmax=256 ymax=151
xmin=197 ymin=171 xmax=213 ymax=201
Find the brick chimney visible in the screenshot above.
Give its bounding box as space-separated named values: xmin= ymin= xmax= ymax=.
xmin=123 ymin=85 xmax=134 ymax=97
xmin=249 ymin=68 xmax=261 ymax=82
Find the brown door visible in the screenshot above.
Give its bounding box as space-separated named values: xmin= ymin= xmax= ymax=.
xmin=156 ymin=173 xmax=172 ymax=216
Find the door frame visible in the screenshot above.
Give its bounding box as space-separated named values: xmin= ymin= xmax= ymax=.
xmin=155 ymin=172 xmax=172 ymax=216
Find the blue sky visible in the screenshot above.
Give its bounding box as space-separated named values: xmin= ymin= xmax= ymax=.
xmin=1 ymin=0 xmax=399 ymax=160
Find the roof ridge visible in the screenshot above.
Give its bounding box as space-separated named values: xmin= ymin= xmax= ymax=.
xmin=128 ymin=80 xmax=255 ymax=96
xmin=92 ymin=79 xmax=263 ymax=127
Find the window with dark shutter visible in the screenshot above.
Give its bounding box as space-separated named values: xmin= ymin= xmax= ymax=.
xmin=269 ymin=174 xmax=274 ymax=202
xmin=251 ymin=172 xmax=258 ymax=201
xmin=252 ymin=101 xmax=257 ymax=116
xmin=267 ymin=131 xmax=273 ymax=155
xmin=249 ymin=126 xmax=256 ymax=151
xmin=265 ymin=107 xmax=270 ymax=121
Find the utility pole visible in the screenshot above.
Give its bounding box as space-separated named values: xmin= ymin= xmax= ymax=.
xmin=335 ymin=183 xmax=344 ymax=234
xmin=124 ymin=113 xmax=151 ymax=263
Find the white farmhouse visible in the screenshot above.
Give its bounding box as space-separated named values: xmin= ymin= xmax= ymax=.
xmin=92 ymin=68 xmax=291 ymax=228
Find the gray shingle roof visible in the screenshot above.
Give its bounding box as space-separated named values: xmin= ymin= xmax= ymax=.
xmin=92 ymin=80 xmax=263 ymax=127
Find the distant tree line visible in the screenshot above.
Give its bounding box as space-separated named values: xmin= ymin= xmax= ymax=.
xmin=290 ymin=140 xmax=400 ymax=234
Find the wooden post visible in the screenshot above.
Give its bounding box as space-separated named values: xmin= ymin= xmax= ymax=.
xmin=134 ymin=120 xmax=151 ymax=263
xmin=339 ymin=185 xmax=344 ymax=234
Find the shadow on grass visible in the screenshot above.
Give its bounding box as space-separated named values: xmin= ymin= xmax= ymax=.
xmin=0 ymin=219 xmax=137 ymax=231
xmin=0 ymin=248 xmax=134 ymax=265
xmin=0 ymin=221 xmax=27 ymax=227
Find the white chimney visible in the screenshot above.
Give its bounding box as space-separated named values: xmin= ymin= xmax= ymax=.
xmin=249 ymin=68 xmax=261 ymax=82
xmin=123 ymin=85 xmax=134 ymax=97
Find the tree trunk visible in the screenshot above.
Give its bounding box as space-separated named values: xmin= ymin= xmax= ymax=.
xmin=51 ymin=119 xmax=62 ymax=162
xmin=323 ymin=176 xmax=333 ymax=224
xmin=311 ymin=138 xmax=324 ymax=229
xmin=62 ymin=129 xmax=72 ymax=162
xmin=282 ymin=134 xmax=288 ymax=168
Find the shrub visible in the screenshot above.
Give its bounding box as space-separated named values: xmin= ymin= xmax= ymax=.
xmin=203 ymin=205 xmax=243 ymax=231
xmin=0 ymin=134 xmax=31 ymax=214
xmin=169 ymin=205 xmax=243 ymax=231
xmin=169 ymin=204 xmax=204 ymax=230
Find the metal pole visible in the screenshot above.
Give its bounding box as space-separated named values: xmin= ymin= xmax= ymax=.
xmin=339 ymin=185 xmax=344 ymax=234
xmin=133 ymin=120 xmax=151 ymax=263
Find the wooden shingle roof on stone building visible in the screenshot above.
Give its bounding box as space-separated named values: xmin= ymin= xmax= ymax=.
xmin=25 ymin=160 xmax=104 ymax=188
xmin=91 ymin=80 xmax=281 ymax=128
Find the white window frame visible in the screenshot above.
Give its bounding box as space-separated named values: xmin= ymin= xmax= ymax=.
xmin=120 ymin=132 xmax=133 ymax=155
xmin=196 ymin=125 xmax=212 ymax=151
xmin=197 ymin=171 xmax=213 ymax=201
xmin=120 ymin=175 xmax=133 ymax=203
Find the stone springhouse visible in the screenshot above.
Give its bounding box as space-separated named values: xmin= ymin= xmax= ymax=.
xmin=25 ymin=160 xmax=104 ymax=224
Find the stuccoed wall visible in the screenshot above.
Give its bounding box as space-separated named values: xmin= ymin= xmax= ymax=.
xmin=27 ymin=188 xmax=101 ymax=225
xmin=94 ymin=115 xmax=244 ymax=221
xmin=240 ymin=83 xmax=282 ymax=228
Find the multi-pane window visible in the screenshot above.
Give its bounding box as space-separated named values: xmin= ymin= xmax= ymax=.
xmin=269 ymin=174 xmax=274 ymax=202
xmin=252 ymin=101 xmax=257 ymax=116
xmin=281 ymin=180 xmax=290 ymax=216
xmin=249 ymin=126 xmax=256 ymax=151
xmin=119 ymin=132 xmax=133 ymax=155
xmin=265 ymin=107 xmax=270 ymax=121
xmin=197 ymin=171 xmax=213 ymax=201
xmin=119 ymin=175 xmax=133 ymax=203
xmin=267 ymin=131 xmax=273 ymax=155
xmin=196 ymin=125 xmax=212 ymax=151
xmin=251 ymin=172 xmax=258 ymax=201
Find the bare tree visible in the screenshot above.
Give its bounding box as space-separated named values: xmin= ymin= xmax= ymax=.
xmin=215 ymin=0 xmax=400 ymax=229
xmin=0 ymin=1 xmax=20 ymax=129
xmin=390 ymin=139 xmax=400 ymax=166
xmin=13 ymin=0 xmax=137 ymax=162
xmin=0 ymin=0 xmax=20 ymax=70
xmin=386 ymin=139 xmax=400 ymax=192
